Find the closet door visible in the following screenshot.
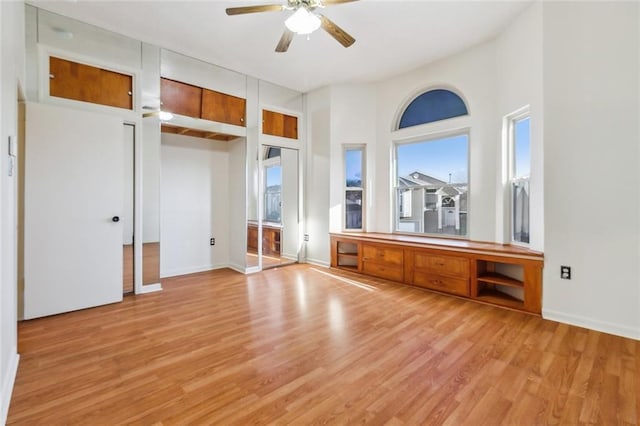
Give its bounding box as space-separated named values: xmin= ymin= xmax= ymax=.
xmin=24 ymin=102 xmax=124 ymax=319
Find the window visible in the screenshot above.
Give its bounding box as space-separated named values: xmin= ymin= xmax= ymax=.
xmin=399 ymin=89 xmax=468 ymax=129
xmin=263 ymin=148 xmax=282 ymax=223
xmin=510 ymin=115 xmax=531 ymax=244
xmin=394 ymin=134 xmax=469 ymax=237
xmin=344 ymin=146 xmax=365 ymax=230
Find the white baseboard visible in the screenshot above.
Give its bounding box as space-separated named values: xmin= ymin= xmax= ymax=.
xmin=1 ymin=351 xmax=19 ymax=425
xmin=543 ymin=309 xmax=640 ymax=340
xmin=138 ymin=283 xmax=162 ymax=294
xmin=227 ymin=262 xmax=247 ymax=274
xmin=161 ymin=263 xmax=228 ymax=278
xmin=306 ymin=258 xmax=330 ymax=268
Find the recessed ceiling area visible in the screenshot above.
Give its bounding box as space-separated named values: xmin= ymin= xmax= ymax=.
xmin=28 ymin=0 xmax=532 ymax=93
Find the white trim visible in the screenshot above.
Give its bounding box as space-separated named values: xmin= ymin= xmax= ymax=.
xmin=258 ymin=103 xmax=302 ymax=149
xmin=245 ymin=265 xmax=262 ymax=274
xmin=160 ymin=264 xmax=228 ymax=278
xmin=38 ymin=45 xmax=141 ymax=122
xmin=505 ymin=106 xmax=531 ymax=247
xmin=543 ymin=308 xmax=640 ymax=340
xmin=1 ymin=352 xmax=20 ymax=425
xmin=138 ymin=283 xmax=162 ymax=294
xmin=227 ymin=262 xmax=247 ymax=274
xmin=165 ymin=113 xmax=246 ymax=138
xmin=306 ymin=258 xmax=330 ymax=268
xmin=392 ymin=84 xmax=471 ymax=132
xmin=391 ymin=129 xmax=471 ymax=239
xmin=342 ymin=144 xmax=366 ymax=232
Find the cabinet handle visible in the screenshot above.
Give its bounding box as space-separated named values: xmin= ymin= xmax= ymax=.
xmin=240 ymin=117 xmax=244 ymax=122
xmin=128 ymin=91 xmax=132 ymax=96
xmin=49 ymin=74 xmax=55 ymax=79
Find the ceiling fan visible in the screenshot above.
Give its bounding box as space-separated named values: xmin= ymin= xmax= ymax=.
xmin=226 ymin=0 xmax=358 ymax=53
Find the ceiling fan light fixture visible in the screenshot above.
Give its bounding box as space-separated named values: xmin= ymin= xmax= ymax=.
xmin=285 ymin=7 xmax=321 ymax=35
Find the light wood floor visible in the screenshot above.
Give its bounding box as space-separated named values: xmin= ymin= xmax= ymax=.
xmin=8 ymin=264 xmax=640 ymax=425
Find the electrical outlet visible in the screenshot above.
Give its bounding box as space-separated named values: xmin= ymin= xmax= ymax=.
xmin=560 ymin=265 xmax=571 ymax=280
xmin=303 ymin=234 xmax=309 ymax=242
xmin=210 ymin=238 xmax=215 ymax=246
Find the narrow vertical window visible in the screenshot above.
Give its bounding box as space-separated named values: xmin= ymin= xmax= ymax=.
xmin=511 ymin=115 xmax=530 ymax=244
xmin=344 ymin=146 xmax=365 ymax=230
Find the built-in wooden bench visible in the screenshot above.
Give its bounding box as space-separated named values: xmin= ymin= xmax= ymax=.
xmin=330 ymin=232 xmax=544 ymax=314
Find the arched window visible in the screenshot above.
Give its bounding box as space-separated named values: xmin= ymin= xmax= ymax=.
xmin=398 ymin=89 xmax=468 ymax=129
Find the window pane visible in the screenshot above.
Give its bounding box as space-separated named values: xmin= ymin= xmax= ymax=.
xmin=345 ymin=149 xmax=363 ymax=188
xmin=264 ymin=165 xmax=281 ymax=223
xmin=512 ymin=179 xmax=530 ymax=243
xmin=399 ymin=89 xmax=468 ymax=129
xmin=345 ymin=190 xmax=362 ymax=229
xmin=514 ymin=117 xmax=530 ymax=178
xmin=395 ymin=134 xmax=468 ymax=237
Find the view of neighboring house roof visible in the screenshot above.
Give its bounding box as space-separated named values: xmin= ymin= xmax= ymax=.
xmin=399 ymin=171 xmax=447 ymax=187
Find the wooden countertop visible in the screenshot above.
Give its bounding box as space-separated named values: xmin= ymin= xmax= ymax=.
xmin=330 ymin=232 xmax=543 ymax=260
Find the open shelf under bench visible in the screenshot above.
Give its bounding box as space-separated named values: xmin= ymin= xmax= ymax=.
xmin=330 ymin=232 xmax=543 ymax=314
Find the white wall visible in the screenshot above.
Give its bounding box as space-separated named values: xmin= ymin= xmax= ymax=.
xmin=160 ymin=133 xmax=230 ymax=277
xmin=374 ymin=41 xmax=498 ymax=241
xmin=0 ymin=1 xmax=25 ymax=423
xmin=228 ymin=137 xmax=247 ymax=272
xmin=304 ymin=87 xmax=331 ymax=266
xmin=495 ymin=2 xmax=544 ymax=251
xmin=329 ymin=84 xmax=376 ymax=234
xmin=542 ymin=1 xmax=640 ymax=339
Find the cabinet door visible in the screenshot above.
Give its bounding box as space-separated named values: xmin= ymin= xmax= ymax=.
xmin=412 ymin=252 xmax=469 ymax=278
xmin=201 ymin=89 xmax=246 ymax=126
xmin=362 ymin=244 xmax=403 ymax=266
xmin=160 ymin=78 xmax=202 ymax=118
xmin=263 ymin=110 xmax=298 ymax=139
xmin=49 ymin=56 xmax=133 ymax=109
xmin=412 ymin=273 xmax=469 ymax=296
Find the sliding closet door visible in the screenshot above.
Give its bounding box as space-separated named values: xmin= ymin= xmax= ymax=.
xmin=24 ymin=102 xmax=124 ymax=319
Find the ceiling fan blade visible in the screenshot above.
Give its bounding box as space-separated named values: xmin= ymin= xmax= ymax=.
xmin=319 ymin=15 xmax=355 ymax=48
xmin=275 ymin=29 xmax=295 ymax=53
xmin=226 ymin=4 xmax=284 ymax=15
xmin=322 ymin=0 xmax=359 ymax=4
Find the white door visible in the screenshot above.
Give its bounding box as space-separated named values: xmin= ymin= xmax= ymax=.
xmin=24 ymin=102 xmax=124 ymax=319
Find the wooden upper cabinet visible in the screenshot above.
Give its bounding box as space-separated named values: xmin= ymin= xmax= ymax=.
xmin=262 ymin=110 xmax=298 ymax=139
xmin=49 ymin=56 xmax=133 ymax=110
xmin=201 ymin=89 xmax=246 ymax=127
xmin=160 ymin=78 xmax=202 ymax=118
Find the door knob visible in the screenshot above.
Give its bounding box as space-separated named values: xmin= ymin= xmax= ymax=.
xmin=112 ymin=216 xmax=120 ymax=222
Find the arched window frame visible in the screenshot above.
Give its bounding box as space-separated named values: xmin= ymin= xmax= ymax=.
xmin=391 ymin=85 xmax=471 ymax=239
xmin=394 ymin=87 xmax=470 ymax=131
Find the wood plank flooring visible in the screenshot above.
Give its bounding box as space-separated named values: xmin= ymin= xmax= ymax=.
xmin=8 ymin=264 xmax=640 ymax=425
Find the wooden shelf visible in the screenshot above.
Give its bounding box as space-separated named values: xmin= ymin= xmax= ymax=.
xmin=337 ymin=264 xmax=358 ymax=271
xmin=330 ymin=233 xmax=543 ymax=314
xmin=337 ymin=253 xmax=358 ymax=259
xmin=476 ymin=288 xmax=524 ymax=310
xmin=477 ymin=272 xmax=523 ymax=289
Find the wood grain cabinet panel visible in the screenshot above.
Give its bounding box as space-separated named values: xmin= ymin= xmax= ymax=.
xmin=263 ymin=110 xmax=298 ymax=139
xmin=160 ymin=78 xmax=202 ymax=118
xmin=363 ymin=262 xmax=404 ymax=282
xmin=362 ymin=245 xmax=403 ymax=266
xmin=362 ymin=244 xmax=404 ymax=281
xmin=201 ymin=89 xmax=246 ymax=126
xmin=412 ymin=252 xmax=470 ymax=278
xmin=49 ymin=56 xmax=133 ymax=109
xmin=412 ymin=274 xmax=469 ymax=296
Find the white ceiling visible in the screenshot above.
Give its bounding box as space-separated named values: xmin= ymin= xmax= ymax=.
xmin=29 ymin=0 xmax=532 ymax=93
